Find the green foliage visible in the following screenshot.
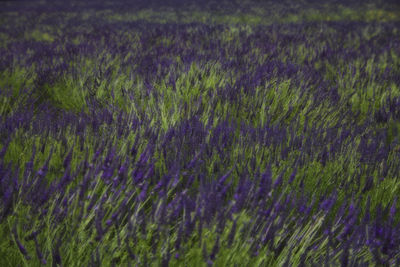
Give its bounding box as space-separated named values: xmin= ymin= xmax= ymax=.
xmin=0 ymin=67 xmax=36 ymax=116
xmin=1 ymin=1 xmax=400 ymax=266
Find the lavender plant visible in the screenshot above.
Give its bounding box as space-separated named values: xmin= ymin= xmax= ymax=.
xmin=1 ymin=0 xmax=400 ymax=266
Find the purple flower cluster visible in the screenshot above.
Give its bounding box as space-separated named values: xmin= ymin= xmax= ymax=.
xmin=1 ymin=0 xmax=400 ymax=265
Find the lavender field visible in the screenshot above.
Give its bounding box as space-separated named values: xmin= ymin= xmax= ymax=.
xmin=1 ymin=0 xmax=400 ymax=266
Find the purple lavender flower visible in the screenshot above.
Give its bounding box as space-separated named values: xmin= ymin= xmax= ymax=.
xmin=340 ymin=241 xmax=350 ymax=267
xmin=362 ymin=175 xmax=374 ymax=193
xmin=216 ymin=167 xmax=234 ymax=189
xmin=390 ymin=197 xmax=397 ymax=221
xmin=175 ymin=223 xmax=184 ymax=251
xmin=320 ymin=191 xmax=337 ymax=213
xmin=63 ymin=146 xmax=74 ymax=169
xmin=12 ymin=224 xmax=31 ymax=260
xmin=288 ymin=167 xmax=297 ymax=184
xmin=33 ymin=235 xmax=47 ymax=265
xmin=273 ymin=170 xmax=285 ymax=189
xmin=52 ymin=237 xmax=62 ymax=265
xmin=138 ymin=182 xmax=148 ymax=202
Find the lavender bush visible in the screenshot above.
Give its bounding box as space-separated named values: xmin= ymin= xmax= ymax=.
xmin=1 ymin=0 xmax=400 ymax=266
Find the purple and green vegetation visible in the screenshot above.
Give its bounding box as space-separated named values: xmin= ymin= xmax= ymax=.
xmin=1 ymin=0 xmax=400 ymax=266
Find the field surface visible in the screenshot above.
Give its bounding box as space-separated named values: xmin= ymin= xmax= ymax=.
xmin=1 ymin=0 xmax=400 ymax=266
